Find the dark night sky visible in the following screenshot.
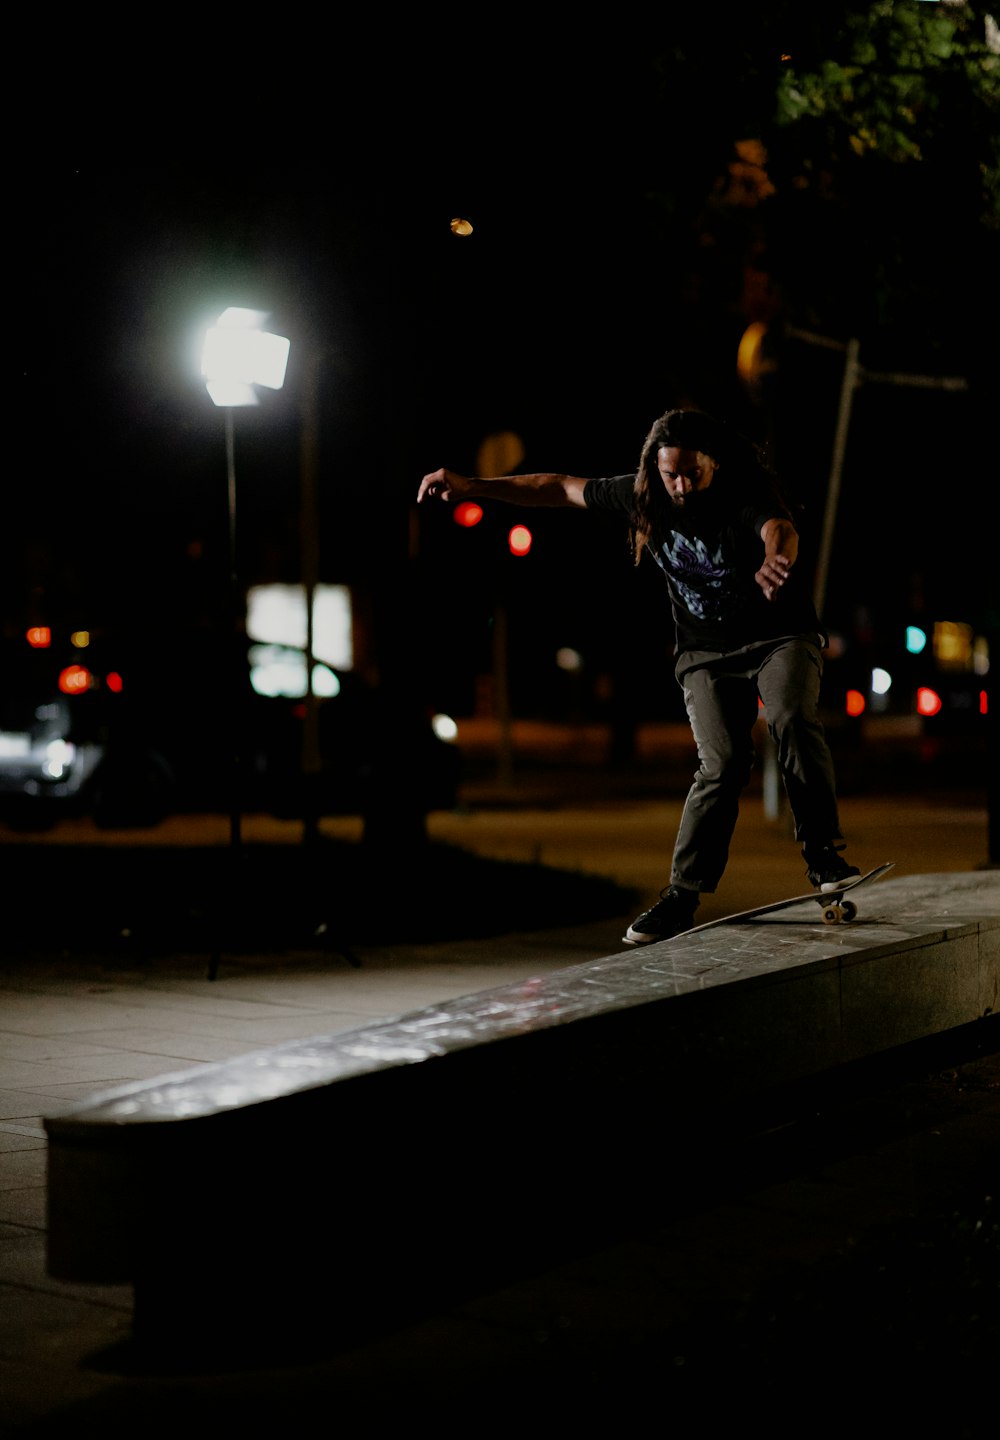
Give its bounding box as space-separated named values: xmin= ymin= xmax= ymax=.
xmin=10 ymin=20 xmax=997 ymax=725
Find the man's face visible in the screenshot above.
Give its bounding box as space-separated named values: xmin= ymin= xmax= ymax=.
xmin=656 ymin=445 xmax=718 ymax=508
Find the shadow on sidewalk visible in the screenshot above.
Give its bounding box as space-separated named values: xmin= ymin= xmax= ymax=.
xmin=3 ymin=835 xmax=640 ymax=960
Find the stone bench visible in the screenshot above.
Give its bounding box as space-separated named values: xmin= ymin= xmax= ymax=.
xmin=44 ymin=871 xmax=1000 ymax=1363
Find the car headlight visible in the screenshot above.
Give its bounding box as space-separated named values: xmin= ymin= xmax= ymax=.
xmin=42 ymin=738 xmax=76 ymax=780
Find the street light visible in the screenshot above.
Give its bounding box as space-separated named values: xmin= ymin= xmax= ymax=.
xmin=200 ymin=308 xmax=289 ymax=975
xmin=201 ymin=307 xmax=290 ymax=408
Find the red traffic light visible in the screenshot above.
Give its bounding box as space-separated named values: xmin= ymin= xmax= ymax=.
xmin=453 ymin=501 xmax=484 ymax=528
xmin=508 ymin=524 xmax=532 ymax=557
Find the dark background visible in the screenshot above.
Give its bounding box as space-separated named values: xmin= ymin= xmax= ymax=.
xmin=9 ymin=9 xmax=998 ymax=740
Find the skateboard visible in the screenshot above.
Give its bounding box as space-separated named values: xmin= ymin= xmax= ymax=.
xmin=679 ymin=862 xmax=896 ymax=937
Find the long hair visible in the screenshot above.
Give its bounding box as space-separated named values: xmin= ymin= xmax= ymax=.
xmin=629 ymin=408 xmax=772 ymax=565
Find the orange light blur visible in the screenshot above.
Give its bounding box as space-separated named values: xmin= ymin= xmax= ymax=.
xmin=845 ymin=689 xmax=866 ymax=717
xmin=26 ymin=627 xmax=51 ymax=648
xmin=58 ymin=665 xmax=92 ymax=695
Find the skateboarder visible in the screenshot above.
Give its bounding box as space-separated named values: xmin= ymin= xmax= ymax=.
xmin=417 ymin=406 xmax=860 ymax=944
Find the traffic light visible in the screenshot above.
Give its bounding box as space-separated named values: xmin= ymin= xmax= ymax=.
xmin=453 ymin=502 xmax=484 ymax=528
xmin=508 ymin=524 xmax=532 ymax=557
xmin=58 ymin=664 xmax=93 ymax=695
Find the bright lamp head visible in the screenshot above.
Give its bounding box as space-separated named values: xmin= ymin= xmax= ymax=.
xmin=201 ymin=307 xmax=290 ymax=407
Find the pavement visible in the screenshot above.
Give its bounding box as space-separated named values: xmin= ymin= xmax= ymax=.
xmin=1 ymin=768 xmax=999 ymax=1434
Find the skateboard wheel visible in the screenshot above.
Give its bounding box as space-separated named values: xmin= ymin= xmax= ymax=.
xmin=822 ymin=904 xmax=844 ymax=924
xmin=840 ymin=900 xmax=858 ymax=922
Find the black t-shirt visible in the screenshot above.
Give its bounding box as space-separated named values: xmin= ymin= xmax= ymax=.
xmin=583 ymin=473 xmax=824 ymax=655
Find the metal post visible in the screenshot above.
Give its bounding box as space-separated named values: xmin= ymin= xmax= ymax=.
xmin=762 ymin=334 xmax=860 ymax=823
xmin=493 ymin=598 xmax=513 ymax=789
xmin=814 ymin=336 xmax=861 ymax=619
xmin=299 ymin=351 xmax=322 ymax=845
xmin=225 ymin=407 xmax=242 ymax=854
xmin=210 ymin=408 xmax=243 ymax=982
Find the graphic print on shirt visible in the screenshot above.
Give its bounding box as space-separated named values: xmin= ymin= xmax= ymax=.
xmin=653 ymin=531 xmax=744 ymax=621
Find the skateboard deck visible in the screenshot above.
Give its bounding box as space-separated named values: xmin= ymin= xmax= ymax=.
xmin=679 ymin=862 xmax=896 ymax=937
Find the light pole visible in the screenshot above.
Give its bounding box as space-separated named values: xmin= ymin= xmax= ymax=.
xmin=199 ymin=307 xmax=290 ymax=972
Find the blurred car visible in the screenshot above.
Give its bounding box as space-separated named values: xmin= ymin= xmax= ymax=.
xmin=244 ymin=664 xmax=463 ymax=843
xmin=0 ymin=691 xmax=108 ymax=818
xmin=0 ymin=632 xmax=461 ymax=835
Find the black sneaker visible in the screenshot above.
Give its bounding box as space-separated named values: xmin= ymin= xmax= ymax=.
xmin=624 ymin=886 xmax=699 ymax=945
xmin=803 ymin=842 xmax=861 ymax=892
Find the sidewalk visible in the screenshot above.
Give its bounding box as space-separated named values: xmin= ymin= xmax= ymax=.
xmin=1 ymin=787 xmax=997 ymax=1432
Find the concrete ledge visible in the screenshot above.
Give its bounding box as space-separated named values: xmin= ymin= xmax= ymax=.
xmin=44 ymin=871 xmax=1000 ymax=1358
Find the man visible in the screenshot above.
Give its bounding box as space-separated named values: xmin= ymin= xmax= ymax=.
xmin=417 ymin=407 xmax=859 ymax=944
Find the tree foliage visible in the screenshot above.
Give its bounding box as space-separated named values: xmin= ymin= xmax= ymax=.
xmin=773 ymin=0 xmax=999 ymax=220
xmin=651 ymin=1 xmax=999 ymax=373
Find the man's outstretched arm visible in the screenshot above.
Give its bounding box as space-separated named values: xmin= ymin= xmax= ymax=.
xmin=417 ymin=468 xmax=589 ymax=508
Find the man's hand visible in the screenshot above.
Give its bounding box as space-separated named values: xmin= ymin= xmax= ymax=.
xmin=757 ymin=517 xmax=799 ymax=600
xmin=417 ymin=468 xmax=474 ymax=504
xmin=755 ymin=552 xmax=792 ymax=601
